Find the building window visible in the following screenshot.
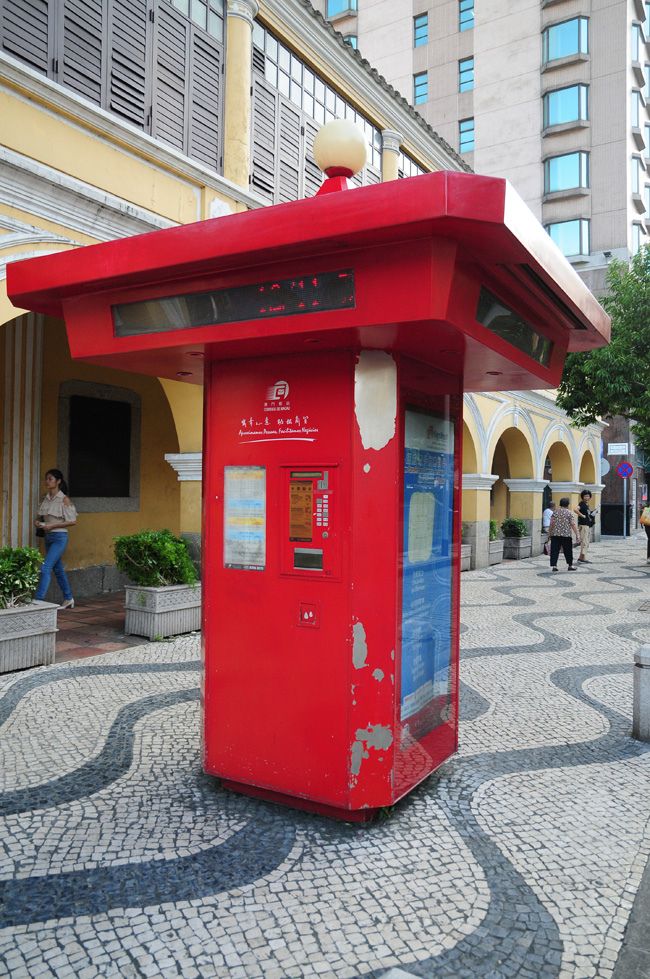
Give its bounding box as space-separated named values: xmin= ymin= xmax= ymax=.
xmin=459 ymin=117 xmax=475 ymax=151
xmin=251 ymin=20 xmax=382 ymax=203
xmin=58 ymin=381 xmax=141 ymax=513
xmin=398 ymin=151 xmax=426 ymax=178
xmin=459 ymin=57 xmax=474 ymax=91
xmin=632 ymin=91 xmax=642 ymax=128
xmin=414 ymin=13 xmax=428 ymax=47
xmin=633 ymin=157 xmax=642 ymax=194
xmin=546 ymin=218 xmax=590 ymax=257
xmin=646 ymin=124 xmax=650 ymax=157
xmin=542 ymin=17 xmax=589 ymax=64
xmin=543 ymin=84 xmax=588 ymax=127
xmin=544 ymin=152 xmax=589 ymax=193
xmin=645 ymin=185 xmax=650 ymax=214
xmin=327 ymin=0 xmax=357 ymax=14
xmin=414 ymin=72 xmax=428 ymax=104
xmin=460 ymin=0 xmax=474 ymax=31
xmin=69 ymin=396 xmax=131 ymax=497
xmin=632 ymin=223 xmax=642 ymax=255
xmin=343 ymin=35 xmax=358 ymax=48
xmin=170 ymin=0 xmax=224 ymax=40
xmin=632 ymin=24 xmax=643 ymax=63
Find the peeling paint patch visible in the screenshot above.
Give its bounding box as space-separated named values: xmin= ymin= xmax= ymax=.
xmin=352 ymin=622 xmax=368 ymax=669
xmin=350 ymin=723 xmax=394 ymax=775
xmin=372 ymin=668 xmax=384 ymax=682
xmin=363 ymin=463 xmax=371 ymax=473
xmin=350 ymin=740 xmax=367 ymax=777
xmin=354 ymin=350 xmax=397 ymax=450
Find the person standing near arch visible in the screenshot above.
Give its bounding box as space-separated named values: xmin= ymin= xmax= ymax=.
xmin=574 ymin=489 xmax=595 ymax=564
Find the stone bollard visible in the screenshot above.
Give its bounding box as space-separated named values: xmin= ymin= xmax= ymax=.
xmin=633 ymin=645 xmax=650 ymax=741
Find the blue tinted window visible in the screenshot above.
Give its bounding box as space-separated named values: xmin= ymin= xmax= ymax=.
xmin=327 ymin=0 xmax=357 ymax=14
xmin=546 ymin=219 xmax=590 ymax=256
xmin=544 ymin=152 xmax=588 ymax=192
xmin=459 ymin=57 xmax=474 ymax=91
xmin=459 ymin=117 xmax=474 ymax=152
xmin=460 ymin=0 xmax=474 ymax=31
xmin=414 ymin=72 xmax=428 ymax=104
xmin=542 ymin=17 xmax=588 ymax=63
xmin=414 ymin=13 xmax=428 ymax=46
xmin=543 ymin=84 xmax=588 ymax=127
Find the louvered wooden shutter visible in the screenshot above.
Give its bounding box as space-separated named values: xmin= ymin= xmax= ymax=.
xmin=251 ymin=77 xmax=277 ymax=203
xmin=365 ymin=165 xmax=381 ymax=185
xmin=152 ymin=3 xmax=189 ymax=151
xmin=108 ymin=0 xmax=148 ymax=128
xmin=303 ymin=118 xmax=321 ymax=199
xmin=189 ymin=32 xmax=221 ymax=169
xmin=278 ymin=100 xmax=301 ymax=203
xmin=61 ymin=0 xmax=103 ymax=104
xmin=1 ymin=0 xmax=52 ymax=75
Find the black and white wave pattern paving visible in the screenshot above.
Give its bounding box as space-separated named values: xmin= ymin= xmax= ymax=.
xmin=2 ymin=538 xmax=650 ymax=979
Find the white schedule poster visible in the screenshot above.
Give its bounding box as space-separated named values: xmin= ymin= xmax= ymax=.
xmin=223 ymin=466 xmax=266 ymax=570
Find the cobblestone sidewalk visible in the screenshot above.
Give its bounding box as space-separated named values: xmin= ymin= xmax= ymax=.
xmin=1 ymin=534 xmax=650 ymax=979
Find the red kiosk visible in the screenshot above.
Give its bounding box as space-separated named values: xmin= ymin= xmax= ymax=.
xmin=8 ymin=124 xmax=609 ymax=820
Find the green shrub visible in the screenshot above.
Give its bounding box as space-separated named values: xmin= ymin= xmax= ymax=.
xmin=500 ymin=517 xmax=528 ymax=539
xmin=0 ymin=546 xmax=43 ymax=609
xmin=113 ymin=529 xmax=198 ymax=588
xmin=489 ymin=519 xmax=499 ymax=542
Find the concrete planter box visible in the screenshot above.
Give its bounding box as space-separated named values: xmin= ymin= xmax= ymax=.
xmin=488 ymin=540 xmax=504 ymax=565
xmin=460 ymin=543 xmax=472 ymax=571
xmin=124 ymin=583 xmax=201 ymax=640
xmin=0 ymin=601 xmax=58 ymax=673
xmin=502 ymin=536 xmax=532 ymax=560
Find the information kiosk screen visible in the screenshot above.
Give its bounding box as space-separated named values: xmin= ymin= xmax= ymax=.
xmin=400 ymin=408 xmax=455 ymax=741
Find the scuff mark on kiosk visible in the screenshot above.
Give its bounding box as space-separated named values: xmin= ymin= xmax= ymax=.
xmin=350 ymin=724 xmax=394 ymax=776
xmin=354 ymin=350 xmax=397 ymax=450
xmin=352 ymin=621 xmax=368 ymax=669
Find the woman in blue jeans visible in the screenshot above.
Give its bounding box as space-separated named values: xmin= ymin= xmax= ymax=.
xmin=34 ymin=469 xmax=77 ymax=609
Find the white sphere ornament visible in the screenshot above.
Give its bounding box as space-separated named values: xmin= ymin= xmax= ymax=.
xmin=312 ymin=119 xmax=368 ymax=178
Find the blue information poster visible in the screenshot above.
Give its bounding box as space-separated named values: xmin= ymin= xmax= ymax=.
xmin=400 ymin=409 xmax=454 ymax=740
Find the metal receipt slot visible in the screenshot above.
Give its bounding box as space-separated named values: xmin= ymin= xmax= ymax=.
xmin=284 ymin=467 xmax=336 ymax=575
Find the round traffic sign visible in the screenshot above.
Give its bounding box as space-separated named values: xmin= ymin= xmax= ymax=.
xmin=617 ymin=462 xmax=633 ymax=478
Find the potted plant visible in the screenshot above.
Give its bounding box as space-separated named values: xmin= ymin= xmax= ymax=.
xmin=500 ymin=517 xmax=533 ymax=560
xmin=114 ymin=529 xmax=201 ymax=640
xmin=488 ymin=519 xmax=504 ymax=565
xmin=0 ymin=545 xmax=58 ymax=673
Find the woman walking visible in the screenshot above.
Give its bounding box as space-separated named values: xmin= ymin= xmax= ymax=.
xmin=549 ymin=496 xmax=579 ymax=572
xmin=34 ymin=468 xmax=77 ymax=609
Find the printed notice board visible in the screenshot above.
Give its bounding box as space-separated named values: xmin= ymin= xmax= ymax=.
xmin=224 ymin=466 xmax=266 ymax=570
xmin=400 ymin=409 xmax=454 ymax=740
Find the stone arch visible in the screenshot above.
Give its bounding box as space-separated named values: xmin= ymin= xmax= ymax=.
xmin=544 ymin=439 xmax=574 ymax=484
xmin=578 ymin=449 xmax=597 ymax=484
xmin=462 ymin=419 xmax=479 ymax=473
xmin=489 ymin=426 xmax=535 ymax=527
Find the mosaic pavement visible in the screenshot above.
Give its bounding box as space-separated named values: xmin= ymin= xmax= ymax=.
xmin=1 ymin=535 xmax=650 ymax=978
